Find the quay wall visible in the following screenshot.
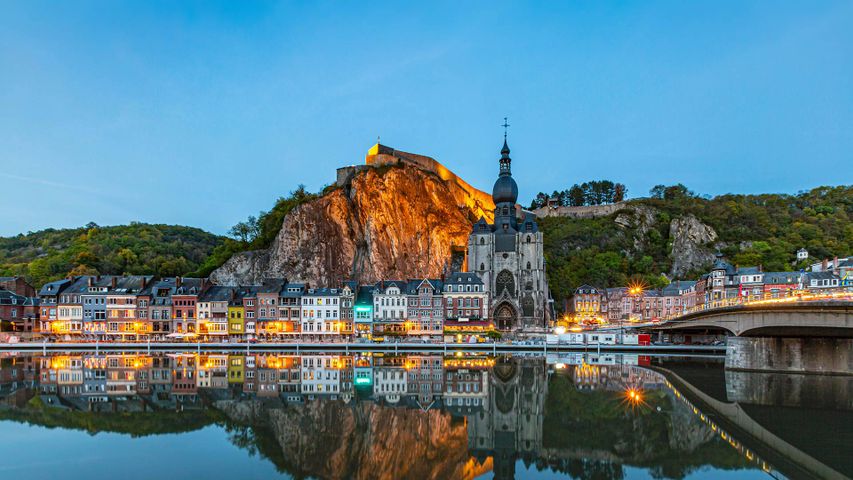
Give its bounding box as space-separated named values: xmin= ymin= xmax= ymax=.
xmin=725 ymin=336 xmax=853 ymax=375
xmin=0 ymin=342 xmax=725 ymax=355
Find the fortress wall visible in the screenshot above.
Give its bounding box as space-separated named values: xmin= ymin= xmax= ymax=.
xmin=532 ymin=202 xmax=628 ymax=219
xmin=366 ymin=146 xmax=495 ymax=222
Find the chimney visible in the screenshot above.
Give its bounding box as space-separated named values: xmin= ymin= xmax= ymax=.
xmin=140 ymin=276 xmax=148 ymax=289
xmin=834 ymin=256 xmax=839 ymax=270
xmin=87 ymin=277 xmax=94 ymax=287
xmin=758 ymin=264 xmax=763 ymax=273
xmin=201 ymin=278 xmax=209 ymax=291
xmin=822 ymin=258 xmax=828 ymax=271
xmin=110 ymin=277 xmax=117 ymax=289
xmin=175 ymin=276 xmax=182 ymax=288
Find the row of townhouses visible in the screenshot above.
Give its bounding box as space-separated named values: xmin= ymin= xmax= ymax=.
xmin=1 ymin=272 xmax=492 ymax=340
xmin=567 ymin=253 xmax=852 ymax=324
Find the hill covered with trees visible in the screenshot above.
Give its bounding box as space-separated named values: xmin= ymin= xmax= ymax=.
xmin=0 ymin=223 xmax=225 ymax=287
xmin=540 ymin=184 xmax=852 ymax=305
xmin=3 ymin=179 xmax=849 ymax=311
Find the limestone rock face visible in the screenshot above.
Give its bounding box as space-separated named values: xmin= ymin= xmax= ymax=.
xmin=211 ymin=164 xmax=493 ymax=286
xmin=669 ymin=214 xmax=717 ymax=277
xmin=614 ymin=205 xmax=658 ymax=252
xmin=613 ymin=206 xmax=717 ymax=277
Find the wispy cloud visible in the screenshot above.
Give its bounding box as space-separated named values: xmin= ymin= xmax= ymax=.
xmin=0 ymin=172 xmax=104 ymax=196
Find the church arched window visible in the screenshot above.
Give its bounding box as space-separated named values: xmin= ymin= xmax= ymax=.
xmin=480 ymin=237 xmax=485 ymax=245
xmin=495 ymin=270 xmax=515 ymax=296
xmin=502 ymin=207 xmax=509 ymax=216
xmin=526 ymin=262 xmax=531 ymax=270
xmin=521 ymin=295 xmax=534 ymax=317
xmin=480 ymin=263 xmax=485 ymax=271
xmin=526 ymin=235 xmax=531 ymax=243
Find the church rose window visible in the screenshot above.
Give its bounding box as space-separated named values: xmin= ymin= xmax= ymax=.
xmin=496 ymin=270 xmax=515 ymax=296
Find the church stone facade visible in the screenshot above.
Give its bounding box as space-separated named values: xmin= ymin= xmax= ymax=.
xmin=467 ymin=139 xmax=549 ymax=331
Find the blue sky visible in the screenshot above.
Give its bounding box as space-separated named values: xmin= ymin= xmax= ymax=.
xmin=1 ymin=1 xmax=851 ymax=236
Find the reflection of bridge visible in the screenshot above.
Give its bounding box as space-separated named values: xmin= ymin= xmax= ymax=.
xmin=654 ymin=364 xmax=852 ymax=480
xmin=651 ymin=301 xmax=853 ymax=337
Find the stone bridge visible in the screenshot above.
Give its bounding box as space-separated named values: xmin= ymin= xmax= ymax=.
xmin=652 ymin=301 xmax=853 ymax=337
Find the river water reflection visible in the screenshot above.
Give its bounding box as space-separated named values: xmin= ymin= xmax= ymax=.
xmin=0 ymin=351 xmax=850 ymax=480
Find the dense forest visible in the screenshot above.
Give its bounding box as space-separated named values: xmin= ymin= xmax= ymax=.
xmin=542 ymin=184 xmax=852 ymax=305
xmin=0 ymin=223 xmax=224 ymax=288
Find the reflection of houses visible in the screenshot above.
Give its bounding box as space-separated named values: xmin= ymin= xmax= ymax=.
xmin=443 ymin=356 xmax=490 ymax=416
xmin=301 ymin=355 xmax=345 ymax=397
xmin=405 ymin=355 xmax=444 ymax=405
xmin=569 ymin=362 xmax=661 ymax=392
xmin=467 ymin=356 xmax=547 ymax=479
xmin=373 ymin=357 xmax=407 ymax=404
xmin=170 ymin=354 xmax=198 ymax=401
xmin=197 ymin=355 xmax=228 ymax=389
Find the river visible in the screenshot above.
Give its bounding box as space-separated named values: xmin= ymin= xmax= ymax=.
xmin=0 ymin=351 xmax=849 ymax=480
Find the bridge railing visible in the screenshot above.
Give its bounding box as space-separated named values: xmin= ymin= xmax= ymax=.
xmin=657 ymin=289 xmax=853 ymax=324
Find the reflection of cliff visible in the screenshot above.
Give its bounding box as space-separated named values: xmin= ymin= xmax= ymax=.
xmin=215 ymin=398 xmax=490 ymax=480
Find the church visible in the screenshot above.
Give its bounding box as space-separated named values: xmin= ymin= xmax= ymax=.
xmin=467 ymin=138 xmax=551 ymax=331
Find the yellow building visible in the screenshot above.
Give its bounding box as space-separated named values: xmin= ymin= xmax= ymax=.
xmin=227 ymin=355 xmax=244 ymax=384
xmin=227 ymin=305 xmax=244 ymax=338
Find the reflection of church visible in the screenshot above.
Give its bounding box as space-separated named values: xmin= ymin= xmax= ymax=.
xmin=467 ymin=356 xmax=548 ymax=479
xmin=468 ymin=139 xmax=550 ymax=331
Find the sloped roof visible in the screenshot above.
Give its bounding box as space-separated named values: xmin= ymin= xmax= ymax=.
xmin=199 ymin=285 xmax=235 ymax=302
xmin=444 ymin=272 xmax=484 ymax=286
xmin=763 ymin=272 xmax=801 ymax=284
xmin=38 ymin=278 xmax=73 ymax=296
xmin=406 ymin=279 xmax=443 ymax=294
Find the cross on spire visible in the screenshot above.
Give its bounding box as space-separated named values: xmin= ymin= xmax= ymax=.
xmin=501 ymin=117 xmax=510 ymax=139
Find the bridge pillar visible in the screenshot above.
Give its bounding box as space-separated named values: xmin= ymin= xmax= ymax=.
xmin=726 ymin=337 xmax=853 ymax=375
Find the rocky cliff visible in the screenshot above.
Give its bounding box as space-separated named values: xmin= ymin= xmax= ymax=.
xmin=613 ymin=206 xmax=718 ymax=277
xmin=215 ymin=398 xmax=488 ymax=480
xmin=211 ymin=163 xmax=493 ymax=286
xmin=668 ymin=214 xmax=718 ymax=277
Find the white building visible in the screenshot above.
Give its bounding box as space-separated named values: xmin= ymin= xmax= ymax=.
xmin=300 ymin=355 xmax=343 ymax=395
xmin=372 ymin=280 xmax=408 ymax=321
xmin=301 ymin=288 xmax=342 ymax=336
xmin=373 ymin=366 xmax=407 ymax=402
